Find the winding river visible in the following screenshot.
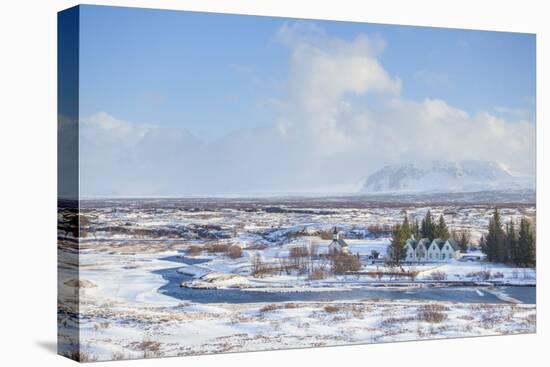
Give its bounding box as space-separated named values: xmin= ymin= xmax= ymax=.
xmin=153 ymin=256 xmax=536 ymax=305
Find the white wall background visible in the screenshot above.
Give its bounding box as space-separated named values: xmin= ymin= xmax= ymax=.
xmin=0 ymin=0 xmax=547 ymax=366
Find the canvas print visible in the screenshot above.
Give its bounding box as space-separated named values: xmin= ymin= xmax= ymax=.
xmin=58 ymin=5 xmax=536 ymax=362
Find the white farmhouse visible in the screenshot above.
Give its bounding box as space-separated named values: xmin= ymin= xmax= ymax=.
xmin=406 ymin=237 xmax=460 ymax=262
xmin=427 ymin=239 xmax=443 ymax=260
xmin=442 ymin=239 xmax=461 ymax=260
xmin=328 ymin=227 xmax=349 ymax=254
xmin=405 ymin=238 xmax=430 ymax=261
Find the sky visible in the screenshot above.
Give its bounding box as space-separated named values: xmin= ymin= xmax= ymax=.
xmin=76 ymin=5 xmax=536 ymax=197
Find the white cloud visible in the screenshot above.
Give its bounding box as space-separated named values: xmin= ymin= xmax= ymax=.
xmin=79 ymin=23 xmax=535 ymax=196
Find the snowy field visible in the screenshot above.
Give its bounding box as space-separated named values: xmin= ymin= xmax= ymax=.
xmin=58 ymin=197 xmax=536 ymax=361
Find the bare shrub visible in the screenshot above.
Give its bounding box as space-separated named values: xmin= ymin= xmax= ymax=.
xmin=375 ymin=266 xmax=385 ymax=280
xmin=78 ymin=351 xmax=98 ymax=362
xmin=417 ymin=304 xmax=448 ymax=323
xmin=480 ymin=269 xmax=492 ymax=280
xmin=480 ymin=312 xmax=505 ymax=329
xmin=289 ymin=245 xmax=312 ymax=274
xmin=187 ymin=245 xmax=202 ymax=256
xmin=319 ymin=230 xmax=335 ymax=240
xmin=246 ymin=242 xmax=268 ymax=250
xmin=427 ymin=271 xmax=447 ymax=281
xmin=251 ymin=254 xmax=275 ymax=277
xmin=427 ymin=304 xmax=449 ymax=312
xmin=63 ymin=350 xmax=98 ymax=362
xmin=324 ymin=305 xmax=340 ymax=313
xmin=367 ymin=224 xmax=391 ymax=237
xmin=466 ymin=270 xmax=491 ymax=281
xmin=479 ymin=306 xmax=514 ymax=328
xmin=309 ymin=241 xmax=320 ymax=258
xmin=260 ymin=304 xmax=279 ymax=313
xmin=276 ymin=256 xmax=296 ymax=275
xmin=331 ymin=253 xmax=361 ymax=274
xmin=309 ymin=268 xmax=329 ymax=280
xmin=205 ymin=243 xmax=231 ymax=253
xmin=226 ymin=245 xmax=242 ymax=259
xmin=136 ymin=338 xmax=162 ymax=358
xmin=380 ymin=316 xmax=416 ymax=327
xmin=284 ymin=303 xmax=298 ymax=309
xmin=289 ymin=245 xmax=310 ymax=258
xmin=366 ymin=266 xmax=419 ymax=281
xmin=350 ymin=304 xmax=365 ymax=318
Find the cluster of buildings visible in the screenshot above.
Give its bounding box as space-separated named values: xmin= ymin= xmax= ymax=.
xmin=404 ymin=237 xmax=461 ymax=262
xmin=328 ymin=227 xmax=461 ymax=262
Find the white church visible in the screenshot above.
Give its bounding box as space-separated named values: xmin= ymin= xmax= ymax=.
xmin=328 ymin=227 xmax=349 ymax=254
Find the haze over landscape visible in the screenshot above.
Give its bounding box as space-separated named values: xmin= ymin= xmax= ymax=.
xmin=76 ymin=7 xmax=535 ymax=197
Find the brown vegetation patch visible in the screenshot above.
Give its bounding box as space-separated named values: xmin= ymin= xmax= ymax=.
xmin=324 ymin=305 xmax=341 ymax=313
xmin=227 ymin=245 xmax=242 ymax=259
xmin=205 ymin=243 xmax=232 ymax=253
xmin=259 ymin=304 xmax=279 ymax=313
xmin=331 ymin=254 xmax=361 ymax=274
xmin=62 ymin=349 xmax=98 ymax=362
xmin=187 ymin=245 xmax=202 ymax=256
xmin=417 ymin=304 xmax=449 ymax=323
xmin=64 ymin=279 xmax=97 ymax=288
xmin=309 ymin=268 xmax=330 ymax=280
xmin=380 ymin=316 xmax=416 ymax=327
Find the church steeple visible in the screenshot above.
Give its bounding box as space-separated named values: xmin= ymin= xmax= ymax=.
xmin=333 ymin=226 xmax=339 ymax=240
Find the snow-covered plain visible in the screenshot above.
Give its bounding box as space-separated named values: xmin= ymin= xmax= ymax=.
xmin=58 ymin=198 xmax=536 ymax=361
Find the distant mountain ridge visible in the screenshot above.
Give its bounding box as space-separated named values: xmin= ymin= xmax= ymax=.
xmin=361 ymin=160 xmax=534 ymax=194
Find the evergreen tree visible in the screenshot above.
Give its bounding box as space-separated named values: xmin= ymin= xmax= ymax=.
xmin=517 ymin=218 xmax=536 ymax=266
xmin=401 ymin=213 xmax=412 ymax=240
xmin=421 ymin=210 xmax=435 ymax=241
xmin=506 ymin=219 xmax=519 ymax=265
xmin=484 ymin=208 xmax=506 ymax=262
xmin=479 ymin=234 xmax=487 ymax=254
xmin=413 ymin=219 xmax=421 ymax=239
xmin=458 ymin=231 xmax=470 ymax=253
xmin=434 ymin=215 xmax=450 ymax=240
xmin=388 ymin=223 xmax=407 ymax=266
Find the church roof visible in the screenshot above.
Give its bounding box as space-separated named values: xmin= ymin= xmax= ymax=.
xmin=407 ymin=239 xmax=418 ymax=250
xmin=447 ymin=239 xmax=460 ymax=251
xmin=337 ymin=239 xmax=348 ymax=247
xmin=432 ymin=239 xmax=446 ymax=250
xmin=330 ymin=239 xmax=348 ymax=247
xmin=418 ymin=238 xmax=431 ymax=247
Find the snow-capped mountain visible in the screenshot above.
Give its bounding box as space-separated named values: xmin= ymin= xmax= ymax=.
xmin=361 ymin=160 xmax=534 ymax=194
